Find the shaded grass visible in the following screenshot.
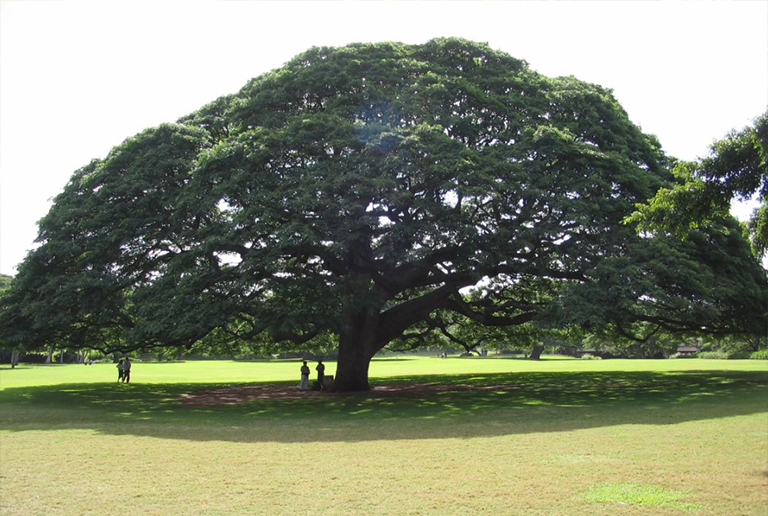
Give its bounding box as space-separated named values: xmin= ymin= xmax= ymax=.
xmin=1 ymin=370 xmax=766 ymax=441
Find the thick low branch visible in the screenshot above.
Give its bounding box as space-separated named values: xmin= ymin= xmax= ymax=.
xmin=442 ymin=295 xmax=539 ymax=327
xmin=378 ymin=285 xmax=456 ymax=344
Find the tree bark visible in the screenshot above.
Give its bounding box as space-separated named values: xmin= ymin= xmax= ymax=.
xmin=331 ymin=298 xmax=381 ymax=392
xmin=333 ymin=336 xmax=374 ymax=391
xmin=529 ymin=345 xmax=544 ymax=360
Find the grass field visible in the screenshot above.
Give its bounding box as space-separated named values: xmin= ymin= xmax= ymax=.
xmin=1 ymin=356 xmax=766 ymax=516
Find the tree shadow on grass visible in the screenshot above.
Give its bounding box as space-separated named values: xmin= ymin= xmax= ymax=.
xmin=0 ymin=370 xmax=765 ymax=443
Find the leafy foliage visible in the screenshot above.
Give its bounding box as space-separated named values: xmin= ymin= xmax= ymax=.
xmin=628 ymin=111 xmax=768 ymax=256
xmin=1 ymin=39 xmax=765 ymax=389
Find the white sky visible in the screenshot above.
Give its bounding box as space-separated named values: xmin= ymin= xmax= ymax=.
xmin=1 ymin=0 xmax=767 ymax=276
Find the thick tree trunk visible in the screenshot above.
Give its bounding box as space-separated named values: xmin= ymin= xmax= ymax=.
xmin=331 ymin=302 xmax=380 ymax=392
xmin=333 ymin=338 xmax=373 ymax=392
xmin=529 ymin=345 xmax=545 ymax=360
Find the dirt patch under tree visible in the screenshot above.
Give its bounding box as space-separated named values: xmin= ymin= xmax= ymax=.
xmin=179 ymin=382 xmax=521 ymax=408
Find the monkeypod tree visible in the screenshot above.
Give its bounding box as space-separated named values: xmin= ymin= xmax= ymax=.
xmin=2 ymin=39 xmax=766 ymax=390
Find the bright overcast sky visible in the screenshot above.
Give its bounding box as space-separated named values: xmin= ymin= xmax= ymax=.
xmin=1 ymin=0 xmax=767 ymax=276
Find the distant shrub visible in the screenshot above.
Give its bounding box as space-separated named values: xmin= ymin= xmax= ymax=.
xmin=670 ymin=352 xmax=698 ymax=359
xmin=698 ymin=351 xmax=729 ymax=359
xmin=750 ymin=350 xmax=768 ymax=360
xmin=697 ymin=351 xmax=750 ymax=359
xmin=580 ymin=353 xmax=602 ymax=360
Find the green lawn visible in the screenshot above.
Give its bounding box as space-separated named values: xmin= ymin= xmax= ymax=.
xmin=1 ymin=357 xmax=766 ymax=516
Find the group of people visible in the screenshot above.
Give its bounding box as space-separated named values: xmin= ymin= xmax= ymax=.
xmin=299 ymin=360 xmax=326 ymax=391
xmin=114 ymin=357 xmax=325 ymax=388
xmin=116 ymin=358 xmax=132 ymax=383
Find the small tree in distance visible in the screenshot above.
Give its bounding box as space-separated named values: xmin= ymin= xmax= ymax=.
xmin=1 ymin=39 xmax=765 ymax=390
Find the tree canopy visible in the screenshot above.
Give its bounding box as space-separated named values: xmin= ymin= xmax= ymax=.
xmin=1 ymin=39 xmax=766 ymax=390
xmin=628 ymin=111 xmax=767 ymax=256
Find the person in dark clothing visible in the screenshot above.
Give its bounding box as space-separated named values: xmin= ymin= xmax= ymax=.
xmin=117 ymin=359 xmax=124 ymax=382
xmin=123 ymin=358 xmax=132 ymax=383
xmin=315 ymin=360 xmax=325 ymax=390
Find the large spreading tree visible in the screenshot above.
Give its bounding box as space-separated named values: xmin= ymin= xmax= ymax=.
xmin=2 ymin=39 xmax=766 ymax=390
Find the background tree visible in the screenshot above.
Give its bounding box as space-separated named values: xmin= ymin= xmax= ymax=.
xmin=551 ymin=217 xmax=767 ymax=339
xmin=0 ymin=275 xmax=20 ymax=367
xmin=628 ymin=111 xmax=767 ymax=256
xmin=1 ymin=39 xmax=765 ymax=390
xmin=420 ymin=279 xmax=557 ymax=359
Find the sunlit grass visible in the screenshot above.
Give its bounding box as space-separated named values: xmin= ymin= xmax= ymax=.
xmin=1 ymin=358 xmax=766 ymax=515
xmin=2 ymin=354 xmax=766 ymax=390
xmin=586 ymin=482 xmax=701 ymax=510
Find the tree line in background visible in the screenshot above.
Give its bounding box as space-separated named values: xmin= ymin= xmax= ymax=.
xmin=1 ymin=310 xmax=764 ymax=365
xmin=3 ymin=267 xmax=765 ymax=364
xmin=0 ymin=40 xmax=765 ymax=385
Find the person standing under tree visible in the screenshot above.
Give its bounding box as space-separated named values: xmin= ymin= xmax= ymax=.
xmin=117 ymin=359 xmax=124 ymax=382
xmin=315 ymin=360 xmax=325 ymax=390
xmin=123 ymin=358 xmax=132 ymax=383
xmin=300 ymin=361 xmax=310 ymax=391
